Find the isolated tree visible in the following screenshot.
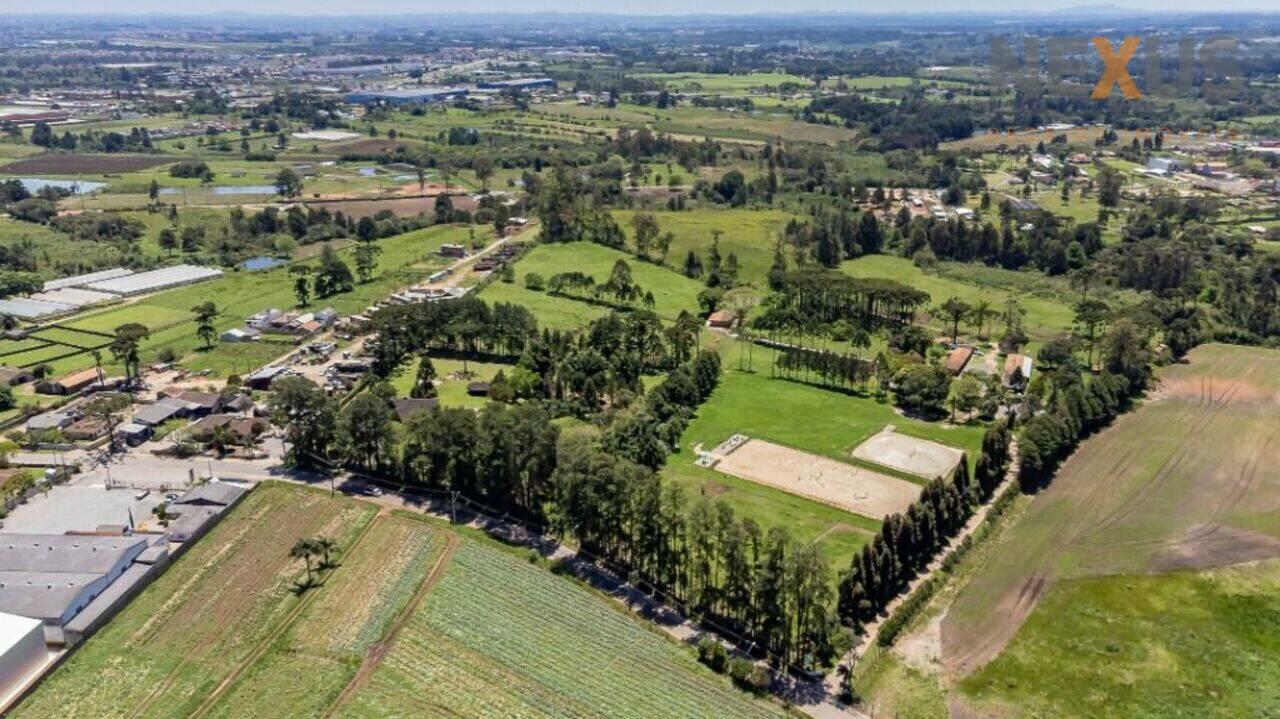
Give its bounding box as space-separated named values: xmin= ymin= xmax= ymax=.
xmin=192 ymin=301 xmax=218 ymax=350
xmin=473 ymin=156 xmax=495 ymax=191
xmin=1074 ymin=299 xmax=1110 ymax=368
xmin=938 ymin=296 xmax=972 ymax=345
xmin=949 ymin=374 xmax=984 ymax=422
xmin=110 ymin=323 xmax=150 ymax=386
xmin=410 ymin=356 xmax=438 ymax=398
xmin=969 ymin=299 xmax=993 ymax=340
xmin=83 ymin=394 xmax=131 ymax=452
xmin=157 ymin=227 xmax=177 ymax=256
xmin=148 ymin=179 xmax=160 ymax=204
xmin=290 ymin=538 xmax=319 ymax=585
xmin=275 ymin=167 xmax=303 ymax=198
xmin=354 ymin=236 xmax=381 ymax=283
xmin=291 ymin=265 xmax=312 ymax=307
xmin=314 ymin=537 xmax=337 ymax=568
xmin=630 ymin=212 xmax=660 ymax=260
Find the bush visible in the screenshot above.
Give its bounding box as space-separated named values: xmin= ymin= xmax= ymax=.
xmin=525 ymin=272 xmax=545 ymax=291
xmin=912 ymin=247 xmax=938 ymax=268
xmin=728 ymin=658 xmax=770 ymax=694
xmin=696 ymin=637 xmax=728 ymax=673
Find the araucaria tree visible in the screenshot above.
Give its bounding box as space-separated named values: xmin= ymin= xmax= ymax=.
xmin=192 ymin=301 xmax=218 ymax=350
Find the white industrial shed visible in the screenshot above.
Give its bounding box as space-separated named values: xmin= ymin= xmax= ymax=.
xmin=0 ymin=612 xmax=48 ymax=711
xmin=28 ymin=287 xmax=118 ymax=309
xmin=84 ymin=264 xmax=223 ymax=297
xmin=0 ymin=297 xmax=75 ymax=320
xmin=0 ymin=534 xmax=147 ymax=644
xmin=42 ymin=268 xmax=134 ymax=292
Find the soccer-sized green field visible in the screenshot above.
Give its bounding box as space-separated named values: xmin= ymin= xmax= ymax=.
xmin=613 ymin=208 xmax=796 ymax=288
xmin=334 ymin=526 xmax=791 ymax=719
xmin=661 ymin=359 xmax=984 ymax=574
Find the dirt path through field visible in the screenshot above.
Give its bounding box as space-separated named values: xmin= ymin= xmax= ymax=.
xmin=319 ymin=528 xmax=460 ymax=718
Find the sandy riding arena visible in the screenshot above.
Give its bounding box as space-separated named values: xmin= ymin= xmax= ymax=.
xmin=851 ymin=427 xmax=964 ymax=479
xmin=713 ymin=438 xmax=922 ymax=519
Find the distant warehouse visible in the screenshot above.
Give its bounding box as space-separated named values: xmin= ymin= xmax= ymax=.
xmin=346 ymin=87 xmax=470 ymax=106
xmin=476 ymin=77 xmax=557 ymax=91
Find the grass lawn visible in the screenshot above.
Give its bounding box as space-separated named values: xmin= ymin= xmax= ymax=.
xmin=613 ymin=208 xmax=795 ymax=288
xmin=960 ymin=560 xmax=1280 ymax=719
xmin=661 ymin=362 xmax=984 ymax=575
xmin=501 ymin=241 xmax=704 ymax=321
xmin=841 ymin=254 xmax=1105 ymax=347
xmin=479 ymin=279 xmax=611 ymax=331
xmin=390 ymin=356 xmax=514 ymax=409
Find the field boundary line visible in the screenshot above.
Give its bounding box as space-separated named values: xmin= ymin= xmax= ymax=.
xmin=183 ymin=509 xmax=386 ymax=719
xmin=319 ymin=527 xmax=460 ymax=718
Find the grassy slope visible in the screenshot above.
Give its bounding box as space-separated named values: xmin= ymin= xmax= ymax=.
xmin=961 ymin=560 xmax=1280 ymax=719
xmin=613 ymin=208 xmax=795 ymax=288
xmin=501 ymin=240 xmax=705 ymax=321
xmin=841 ymin=254 xmax=1083 ymax=347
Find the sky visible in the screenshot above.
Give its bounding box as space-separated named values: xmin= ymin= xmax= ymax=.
xmin=16 ymin=1 xmax=1280 ymax=16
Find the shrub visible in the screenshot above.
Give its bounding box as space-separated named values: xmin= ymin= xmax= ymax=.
xmin=728 ymin=658 xmax=770 ymax=694
xmin=525 ymin=272 xmax=545 ymax=291
xmin=696 ymin=637 xmax=728 ymax=673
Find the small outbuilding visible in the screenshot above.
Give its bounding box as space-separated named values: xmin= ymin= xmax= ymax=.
xmin=0 ymin=367 xmax=34 ymax=387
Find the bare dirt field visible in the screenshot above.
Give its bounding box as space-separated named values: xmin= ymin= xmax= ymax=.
xmin=305 ymin=194 xmax=479 ymax=218
xmin=852 ymin=426 xmax=964 ymax=479
xmin=714 ymin=438 xmax=923 ymax=519
xmin=941 ymin=343 xmax=1280 ymax=677
xmin=1 ymin=153 xmax=176 ymax=174
xmin=327 ymin=138 xmax=422 ymax=155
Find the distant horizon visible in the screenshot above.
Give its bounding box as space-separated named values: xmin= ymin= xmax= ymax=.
xmin=7 ymin=3 xmax=1280 ymax=18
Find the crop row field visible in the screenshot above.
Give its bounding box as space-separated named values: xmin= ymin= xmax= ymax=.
xmin=10 ymin=483 xmax=378 ymax=719
xmin=334 ymin=535 xmax=789 ymax=719
xmin=14 ymin=483 xmax=788 ymax=719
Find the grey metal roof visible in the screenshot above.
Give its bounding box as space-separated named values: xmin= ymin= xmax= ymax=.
xmin=0 ymin=572 xmax=102 ymax=621
xmin=132 ymin=398 xmax=189 ymax=426
xmin=0 ymin=534 xmax=146 ymax=574
xmin=172 ymin=482 xmax=247 ymax=508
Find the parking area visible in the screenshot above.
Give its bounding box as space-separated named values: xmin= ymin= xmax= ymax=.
xmin=1 ymin=484 xmax=167 ymax=534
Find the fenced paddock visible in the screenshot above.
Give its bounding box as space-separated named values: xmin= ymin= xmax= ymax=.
xmin=712 ymin=437 xmax=922 ymax=520
xmin=851 ymin=426 xmax=965 ymax=480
